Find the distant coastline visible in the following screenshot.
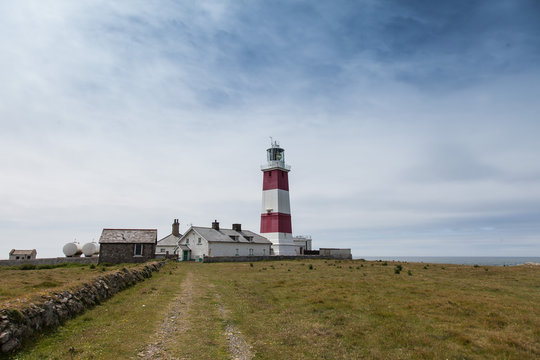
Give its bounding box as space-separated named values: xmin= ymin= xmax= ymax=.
xmin=357 ymin=256 xmax=540 ymax=266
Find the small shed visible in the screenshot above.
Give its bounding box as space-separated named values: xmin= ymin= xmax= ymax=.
xmin=98 ymin=229 xmax=157 ymax=264
xmin=9 ymin=249 xmax=37 ymax=260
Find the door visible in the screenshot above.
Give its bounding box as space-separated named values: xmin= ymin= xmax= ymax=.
xmin=183 ymin=250 xmax=189 ymax=261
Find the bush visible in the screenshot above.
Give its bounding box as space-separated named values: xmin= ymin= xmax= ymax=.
xmin=382 ymin=262 xmax=388 ymax=266
xmin=423 ymin=265 xmax=428 ymax=270
xmin=309 ymin=264 xmax=313 ymax=270
xmin=407 ymin=270 xmax=412 ymax=276
xmin=394 ymin=264 xmax=403 ymax=274
xmin=90 ymin=264 xmax=96 ymax=269
xmin=19 ymin=263 xmax=36 ymax=270
xmin=474 ymin=264 xmax=479 ymax=268
xmin=249 ymin=263 xmax=253 ymax=267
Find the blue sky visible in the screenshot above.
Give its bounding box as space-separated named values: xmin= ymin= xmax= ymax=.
xmin=1 ymin=1 xmax=539 ymax=258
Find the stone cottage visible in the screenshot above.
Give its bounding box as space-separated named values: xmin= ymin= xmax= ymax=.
xmin=178 ymin=221 xmax=272 ymax=261
xmin=9 ymin=249 xmax=37 ymax=260
xmin=98 ymin=228 xmax=157 ymax=264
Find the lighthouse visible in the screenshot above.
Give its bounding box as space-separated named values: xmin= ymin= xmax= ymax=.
xmin=260 ymin=140 xmax=296 ymax=255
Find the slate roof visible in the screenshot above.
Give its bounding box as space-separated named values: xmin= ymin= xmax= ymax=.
xmin=189 ymin=226 xmax=271 ymax=244
xmin=10 ymin=249 xmax=36 ymax=255
xmin=157 ymin=233 xmax=181 ymax=246
xmin=99 ymin=229 xmax=157 ymax=244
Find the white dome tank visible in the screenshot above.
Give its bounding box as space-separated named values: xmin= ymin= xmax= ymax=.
xmin=82 ymin=242 xmax=100 ymax=257
xmin=63 ymin=242 xmax=82 ymax=257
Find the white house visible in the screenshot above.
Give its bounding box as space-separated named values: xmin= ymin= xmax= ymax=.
xmin=293 ymin=235 xmax=312 ymax=255
xmin=178 ymin=221 xmax=272 ymax=261
xmin=155 ymin=219 xmax=182 ymax=258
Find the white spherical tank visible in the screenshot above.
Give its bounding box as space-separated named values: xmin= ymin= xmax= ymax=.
xmin=63 ymin=242 xmax=83 ymax=257
xmin=82 ymin=242 xmax=100 ymax=257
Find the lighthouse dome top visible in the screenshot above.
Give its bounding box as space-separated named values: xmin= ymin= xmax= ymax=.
xmin=261 ymin=139 xmax=291 ymax=171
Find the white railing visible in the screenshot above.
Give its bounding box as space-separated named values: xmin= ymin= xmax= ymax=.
xmin=261 ymin=161 xmax=291 ymax=171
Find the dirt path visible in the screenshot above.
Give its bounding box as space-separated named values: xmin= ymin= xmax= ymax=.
xmin=215 ymin=292 xmax=255 ymax=360
xmin=137 ymin=272 xmax=195 ymax=360
xmin=135 ymin=271 xmax=254 ymax=360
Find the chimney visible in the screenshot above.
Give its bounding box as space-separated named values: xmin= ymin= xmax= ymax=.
xmin=232 ymin=223 xmax=242 ymax=232
xmin=172 ymin=219 xmax=180 ymax=236
xmin=212 ymin=220 xmax=220 ymax=231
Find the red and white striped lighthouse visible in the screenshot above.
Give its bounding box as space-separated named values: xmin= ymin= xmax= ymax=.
xmin=260 ymin=140 xmax=296 ymax=255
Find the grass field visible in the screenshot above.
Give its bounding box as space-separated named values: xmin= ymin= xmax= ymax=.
xmin=0 ymin=263 xmax=139 ymax=310
xmin=4 ymin=260 xmax=540 ymax=359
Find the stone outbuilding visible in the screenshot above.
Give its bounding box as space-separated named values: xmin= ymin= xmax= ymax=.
xmin=9 ymin=249 xmax=37 ymax=260
xmin=98 ymin=228 xmax=157 ymax=264
xmin=155 ymin=219 xmax=182 ymax=259
xmin=178 ymin=221 xmax=272 ymax=261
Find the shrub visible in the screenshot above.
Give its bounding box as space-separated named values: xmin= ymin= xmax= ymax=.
xmin=19 ymin=263 xmax=36 ymax=270
xmin=249 ymin=263 xmax=253 ymax=267
xmin=474 ymin=264 xmax=479 ymax=268
xmin=407 ymin=270 xmax=412 ymax=276
xmin=382 ymin=262 xmax=388 ymax=266
xmin=423 ymin=265 xmax=428 ymax=270
xmin=90 ymin=264 xmax=96 ymax=269
xmin=394 ymin=264 xmax=403 ymax=274
xmin=309 ymin=264 xmax=313 ymax=270
xmin=37 ymin=264 xmax=53 ymax=269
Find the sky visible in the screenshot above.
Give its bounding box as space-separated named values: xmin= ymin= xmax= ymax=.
xmin=1 ymin=0 xmax=539 ymax=258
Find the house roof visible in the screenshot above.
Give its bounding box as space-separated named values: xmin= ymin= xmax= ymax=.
xmin=186 ymin=226 xmax=272 ymax=244
xmin=10 ymin=249 xmax=36 ymax=255
xmin=99 ymin=229 xmax=157 ymax=244
xmin=157 ymin=233 xmax=181 ymax=246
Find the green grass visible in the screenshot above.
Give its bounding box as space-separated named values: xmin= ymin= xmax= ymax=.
xmin=0 ymin=263 xmax=140 ymax=309
xmin=5 ymin=260 xmax=540 ymax=359
xmin=8 ymin=263 xmax=185 ymax=360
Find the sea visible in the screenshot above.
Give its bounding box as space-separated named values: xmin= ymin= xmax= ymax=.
xmin=357 ymin=256 xmax=540 ymax=266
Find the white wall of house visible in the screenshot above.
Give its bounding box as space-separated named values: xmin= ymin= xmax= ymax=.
xmin=179 ymin=230 xmax=209 ymax=261
xmin=156 ymin=244 xmax=178 ymax=255
xmin=179 ymin=229 xmax=271 ymax=259
xmin=208 ymin=242 xmax=271 ymax=257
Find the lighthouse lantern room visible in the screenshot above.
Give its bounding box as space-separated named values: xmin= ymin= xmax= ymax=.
xmin=260 ymin=140 xmax=296 ymax=255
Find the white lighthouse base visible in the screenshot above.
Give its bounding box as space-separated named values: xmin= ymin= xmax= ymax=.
xmin=264 ymin=232 xmax=297 ymax=256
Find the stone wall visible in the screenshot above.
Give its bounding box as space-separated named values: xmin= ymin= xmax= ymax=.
xmin=203 ymin=255 xmax=347 ymax=263
xmin=99 ymin=243 xmax=156 ymax=264
xmin=0 ymin=257 xmax=98 ymax=267
xmin=0 ymin=261 xmax=165 ymax=354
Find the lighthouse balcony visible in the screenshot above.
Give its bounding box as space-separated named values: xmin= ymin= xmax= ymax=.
xmin=261 ymin=161 xmax=291 ymax=171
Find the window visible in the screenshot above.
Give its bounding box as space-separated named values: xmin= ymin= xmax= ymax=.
xmin=249 ymin=248 xmax=254 ymax=256
xmin=263 ymin=249 xmax=266 ymax=256
xmin=197 ymin=237 xmax=202 ymax=245
xmin=235 ymin=249 xmax=239 ymax=256
xmin=134 ymin=243 xmax=143 ymax=256
xmin=186 ymin=238 xmax=189 ymax=244
xmin=229 ymin=235 xmax=239 ymax=241
xmin=246 ymin=236 xmax=253 ymax=242
xmin=161 ymin=248 xmax=166 ymax=252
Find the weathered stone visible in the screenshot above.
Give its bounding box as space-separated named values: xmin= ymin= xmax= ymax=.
xmin=1 ymin=338 xmax=20 ymax=353
xmin=0 ymin=261 xmax=164 ymax=354
xmin=0 ymin=330 xmax=10 ymax=344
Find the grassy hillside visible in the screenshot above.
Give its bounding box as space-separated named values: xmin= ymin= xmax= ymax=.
xmin=5 ymin=260 xmax=539 ymax=359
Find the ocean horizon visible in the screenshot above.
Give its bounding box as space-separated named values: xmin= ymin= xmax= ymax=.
xmin=356 ymin=256 xmax=540 ymax=266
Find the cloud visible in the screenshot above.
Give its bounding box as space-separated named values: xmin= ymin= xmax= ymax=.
xmin=0 ymin=1 xmax=539 ymax=257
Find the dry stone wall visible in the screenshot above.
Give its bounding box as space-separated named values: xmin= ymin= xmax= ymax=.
xmin=0 ymin=261 xmax=165 ymax=354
